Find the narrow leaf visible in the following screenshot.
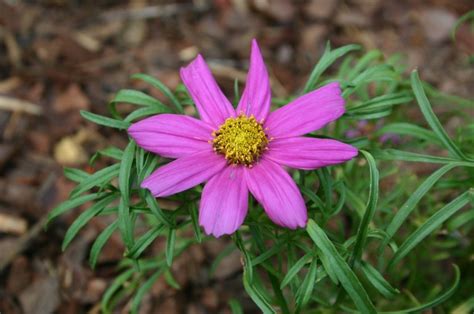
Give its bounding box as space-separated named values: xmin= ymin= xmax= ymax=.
xmin=189 ymin=202 xmax=202 ymax=243
xmin=101 ymin=268 xmax=135 ymax=313
xmin=62 ymin=194 xmax=117 ymax=251
xmin=350 ymin=150 xmax=379 ymax=265
xmin=48 ymin=193 xmax=100 ymax=225
xmin=131 ymin=73 xmax=183 ymax=113
xmin=380 ymin=163 xmax=459 ymax=253
xmin=303 ymin=44 xmax=361 ymax=93
xmin=242 ymin=269 xmax=276 ymax=314
xmin=228 ymin=299 xmax=244 ymax=314
xmin=411 ymin=70 xmax=467 ymax=160
xmin=63 ymin=168 xmax=89 ymax=183
xmin=127 ymin=224 xmax=165 ymax=259
xmin=388 ymin=192 xmax=471 ymax=269
xmin=131 ymin=269 xmax=163 ymax=314
xmin=70 ymin=163 xmax=120 ymax=198
xmin=383 ymin=265 xmax=460 ymax=313
xmin=89 ymin=220 xmax=119 ymax=268
xmin=166 ymin=228 xmax=176 ymax=267
xmin=361 ymin=261 xmax=399 ymax=298
xmin=307 ymin=219 xmax=377 ymax=314
xmin=295 ymin=257 xmax=318 ymax=311
xmin=280 ymin=253 xmax=312 ymax=289
xmin=80 ymin=110 xmax=130 ymax=129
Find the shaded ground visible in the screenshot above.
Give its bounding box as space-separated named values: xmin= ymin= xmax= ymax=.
xmin=0 ymin=0 xmax=473 ymax=313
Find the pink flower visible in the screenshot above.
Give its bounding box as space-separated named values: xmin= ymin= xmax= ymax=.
xmin=128 ymin=40 xmax=358 ymax=237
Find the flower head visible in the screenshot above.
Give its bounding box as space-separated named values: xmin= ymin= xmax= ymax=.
xmin=128 ymin=39 xmax=358 ymax=237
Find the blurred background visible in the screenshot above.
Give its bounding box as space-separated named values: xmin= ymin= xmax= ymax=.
xmin=0 ymin=0 xmax=473 ymax=313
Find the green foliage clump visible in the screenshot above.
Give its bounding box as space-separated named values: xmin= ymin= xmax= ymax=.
xmin=49 ymin=43 xmax=474 ymax=313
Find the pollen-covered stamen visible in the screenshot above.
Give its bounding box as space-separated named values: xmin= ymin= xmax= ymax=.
xmin=213 ymin=114 xmax=268 ymax=165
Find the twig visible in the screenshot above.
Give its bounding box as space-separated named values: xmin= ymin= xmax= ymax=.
xmin=0 ymin=173 xmax=57 ymax=272
xmin=100 ymin=3 xmax=209 ymax=21
xmin=0 ymin=213 xmax=28 ymax=235
xmin=0 ymin=95 xmax=43 ymax=115
xmin=0 ymin=215 xmax=47 ymax=271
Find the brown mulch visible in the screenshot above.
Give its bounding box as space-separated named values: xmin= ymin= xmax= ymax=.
xmin=0 ymin=1 xmax=473 ymax=313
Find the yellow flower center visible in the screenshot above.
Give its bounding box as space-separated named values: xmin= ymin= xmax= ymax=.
xmin=212 ymin=114 xmax=268 ymax=166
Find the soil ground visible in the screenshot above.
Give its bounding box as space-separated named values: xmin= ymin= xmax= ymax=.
xmin=0 ymin=1 xmax=473 ymax=313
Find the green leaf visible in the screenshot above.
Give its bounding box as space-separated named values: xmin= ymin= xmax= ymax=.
xmin=118 ymin=199 xmax=134 ymax=250
xmin=374 ymin=123 xmax=440 ymax=144
xmin=280 ymin=253 xmax=312 ymax=289
xmin=307 ymin=219 xmax=377 ymax=314
xmin=346 ymin=50 xmax=383 ymax=80
xmin=452 ymin=295 xmax=474 ymax=314
xmin=251 ymin=244 xmax=281 ymax=267
xmin=124 ymin=105 xmax=169 ymax=122
xmin=316 ymin=167 xmax=333 ymax=215
xmin=131 ymin=73 xmax=183 ymax=113
xmin=343 ymin=64 xmax=399 ymax=98
xmin=360 ymin=261 xmax=399 ymax=298
xmin=303 ymin=43 xmax=361 ymax=93
xmin=127 ymin=224 xmax=165 ymax=259
xmin=242 ymin=268 xmax=276 ymax=314
xmin=411 ymin=70 xmax=467 ymax=160
xmin=233 ymin=78 xmax=240 ymax=107
xmin=47 ymin=193 xmax=101 ymax=225
xmin=63 ymin=167 xmax=89 ymax=183
xmin=228 ymin=298 xmax=244 ymax=314
xmin=318 ymin=248 xmax=339 ymax=285
xmin=350 ymin=150 xmax=379 ymax=266
xmin=118 ymin=141 xmax=136 ymax=250
xmin=164 ymin=270 xmax=181 ymax=289
xmin=348 ymin=109 xmax=393 ymax=120
xmin=383 ymin=265 xmax=460 ymax=313
xmin=111 ymin=89 xmax=165 ymax=107
xmin=119 ymin=141 xmax=135 ymax=203
xmin=347 ymin=92 xmax=413 ymax=115
xmin=145 ymin=192 xmax=174 ymax=227
xmin=295 ymin=257 xmax=318 ymax=311
xmin=62 ymin=194 xmax=117 ymax=251
xmin=300 ymin=186 xmax=325 ymax=210
xmin=388 ymin=192 xmax=471 ymax=269
xmin=97 ymin=147 xmax=123 ymax=160
xmin=131 ymin=269 xmax=163 ymax=314
xmin=341 ymin=266 xmax=460 ymax=313
xmin=166 ymin=227 xmax=176 ymax=267
xmin=101 ymin=268 xmax=135 ymax=313
xmin=89 ymin=220 xmax=119 ymax=268
xmin=451 ymin=10 xmax=474 ymax=40
xmin=189 ymin=202 xmax=202 ymax=243
xmin=380 ymin=163 xmax=459 ymax=253
xmin=80 ymin=110 xmax=130 ymax=129
xmin=109 ymin=89 xmax=170 ymax=119
xmin=89 ymin=146 xmax=123 ymax=165
xmin=372 ymin=149 xmax=472 ymax=165
xmin=447 ymin=209 xmax=474 ymax=231
xmin=234 ymin=231 xmax=253 ymax=282
xmin=70 ymin=164 xmax=121 ymax=198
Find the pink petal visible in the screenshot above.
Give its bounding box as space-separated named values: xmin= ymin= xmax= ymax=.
xmin=128 ymin=114 xmax=213 ymax=159
xmin=180 ymin=55 xmax=235 ymax=127
xmin=245 ymin=158 xmax=307 ymax=229
xmin=266 ymin=137 xmax=358 ymax=170
xmin=142 ymin=150 xmax=226 ymax=197
xmin=236 ymin=39 xmax=271 ymax=122
xmin=199 ymin=166 xmax=248 ymax=237
xmin=265 ymin=82 xmax=345 ymax=138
